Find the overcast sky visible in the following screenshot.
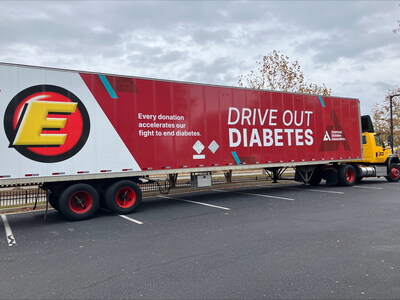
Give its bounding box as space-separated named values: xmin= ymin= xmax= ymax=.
xmin=0 ymin=0 xmax=399 ymax=115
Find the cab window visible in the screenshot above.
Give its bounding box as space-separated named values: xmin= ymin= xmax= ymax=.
xmin=362 ymin=136 xmax=367 ymax=144
xmin=374 ymin=134 xmax=384 ymax=147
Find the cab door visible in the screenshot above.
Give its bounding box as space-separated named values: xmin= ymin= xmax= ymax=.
xmin=373 ymin=134 xmax=388 ymax=164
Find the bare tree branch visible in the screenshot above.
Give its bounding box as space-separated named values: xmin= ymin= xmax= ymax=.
xmin=239 ymin=50 xmax=331 ymax=96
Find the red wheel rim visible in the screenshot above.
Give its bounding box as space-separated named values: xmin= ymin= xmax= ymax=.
xmin=346 ymin=168 xmax=355 ymax=183
xmin=69 ymin=191 xmax=93 ymax=214
xmin=115 ymin=187 xmax=136 ymax=208
xmin=391 ymin=167 xmax=400 ymax=179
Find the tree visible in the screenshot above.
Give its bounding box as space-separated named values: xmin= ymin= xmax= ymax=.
xmin=372 ymin=87 xmax=400 ymax=147
xmin=238 ymin=50 xmax=331 ymax=96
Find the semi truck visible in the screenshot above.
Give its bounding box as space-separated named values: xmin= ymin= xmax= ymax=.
xmin=0 ymin=62 xmax=398 ymax=220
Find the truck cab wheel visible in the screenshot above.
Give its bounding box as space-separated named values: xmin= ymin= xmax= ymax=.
xmin=58 ymin=184 xmax=99 ymax=221
xmin=338 ymin=165 xmax=356 ymax=186
xmin=104 ymin=180 xmax=142 ymax=214
xmin=386 ymin=164 xmax=400 ymax=182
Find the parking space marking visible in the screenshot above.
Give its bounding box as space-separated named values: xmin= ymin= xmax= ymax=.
xmin=100 ymin=208 xmax=143 ymax=225
xmin=288 ymin=187 xmax=344 ymax=194
xmin=213 ymin=189 xmax=295 ymax=201
xmin=1 ymin=215 xmax=16 ymax=247
xmin=159 ymin=196 xmax=231 ymax=210
xmin=352 ymin=186 xmax=383 ymax=190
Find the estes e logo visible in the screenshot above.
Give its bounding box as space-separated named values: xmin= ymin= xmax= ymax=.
xmin=4 ymin=85 xmax=90 ymax=163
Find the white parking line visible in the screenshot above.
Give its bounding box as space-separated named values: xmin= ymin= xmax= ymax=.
xmin=100 ymin=208 xmax=143 ymax=225
xmin=159 ymin=196 xmax=231 ymax=210
xmin=352 ymin=186 xmax=383 ymax=190
xmin=213 ymin=189 xmax=295 ymax=201
xmin=288 ymin=187 xmax=344 ymax=194
xmin=1 ymin=215 xmax=16 ymax=247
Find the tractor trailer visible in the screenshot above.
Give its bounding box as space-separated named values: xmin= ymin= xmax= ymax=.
xmin=0 ymin=62 xmax=398 ymax=220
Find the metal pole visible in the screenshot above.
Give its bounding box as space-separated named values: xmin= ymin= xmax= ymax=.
xmin=390 ymin=95 xmax=394 ymax=153
xmin=389 ymin=94 xmax=400 ymax=154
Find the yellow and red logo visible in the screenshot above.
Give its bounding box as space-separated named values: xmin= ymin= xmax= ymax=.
xmin=4 ymin=85 xmax=90 ymax=163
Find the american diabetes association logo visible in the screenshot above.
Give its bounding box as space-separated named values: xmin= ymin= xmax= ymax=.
xmin=4 ymin=85 xmax=90 ymax=163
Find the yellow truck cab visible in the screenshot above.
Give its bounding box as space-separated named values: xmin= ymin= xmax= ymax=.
xmin=354 ymin=116 xmax=400 ymax=182
xmin=360 ymin=132 xmax=392 ymax=164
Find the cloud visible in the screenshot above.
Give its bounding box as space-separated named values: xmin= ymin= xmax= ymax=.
xmin=0 ymin=0 xmax=398 ymax=115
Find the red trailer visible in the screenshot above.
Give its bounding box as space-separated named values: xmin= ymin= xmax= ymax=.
xmin=0 ymin=63 xmax=362 ymax=220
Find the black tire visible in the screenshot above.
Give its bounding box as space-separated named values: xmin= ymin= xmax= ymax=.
xmin=48 ymin=191 xmax=59 ymax=210
xmin=356 ymin=176 xmax=363 ymax=183
xmin=58 ymin=184 xmax=99 ymax=221
xmin=309 ymin=168 xmax=323 ymax=185
xmin=338 ymin=165 xmax=356 ymax=186
xmin=386 ymin=164 xmax=400 ymax=182
xmin=104 ymin=180 xmax=142 ymax=214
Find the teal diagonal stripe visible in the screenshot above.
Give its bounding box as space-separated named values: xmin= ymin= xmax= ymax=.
xmin=99 ymin=75 xmax=118 ymax=99
xmin=318 ymin=95 xmax=325 ymax=107
xmin=231 ymin=151 xmax=241 ymax=165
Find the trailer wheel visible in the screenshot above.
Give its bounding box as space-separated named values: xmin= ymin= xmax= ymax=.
xmin=58 ymin=184 xmax=99 ymax=221
xmin=104 ymin=180 xmax=142 ymax=214
xmin=386 ymin=164 xmax=400 ymax=182
xmin=338 ymin=165 xmax=356 ymax=186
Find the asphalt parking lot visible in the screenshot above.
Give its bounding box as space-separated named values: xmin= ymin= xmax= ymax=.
xmin=1 ymin=179 xmax=400 ymax=299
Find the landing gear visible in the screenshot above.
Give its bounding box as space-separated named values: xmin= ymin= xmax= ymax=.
xmin=264 ymin=167 xmax=286 ymax=183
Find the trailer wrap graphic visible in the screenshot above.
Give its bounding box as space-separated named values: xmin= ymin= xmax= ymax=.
xmin=0 ymin=64 xmax=361 ymax=179
xmin=80 ymin=73 xmax=361 ymax=170
xmin=4 ymin=85 xmax=90 ymax=163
